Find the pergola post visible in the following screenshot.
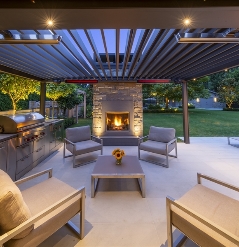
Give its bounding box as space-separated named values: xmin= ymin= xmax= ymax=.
xmin=40 ymin=82 xmax=46 ymax=117
xmin=84 ymin=93 xmax=86 ymax=119
xmin=182 ymin=81 xmax=190 ymax=144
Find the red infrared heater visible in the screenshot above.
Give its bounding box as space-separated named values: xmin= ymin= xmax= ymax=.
xmin=137 ymin=79 xmax=171 ymax=83
xmin=65 ymin=79 xmax=98 ymax=84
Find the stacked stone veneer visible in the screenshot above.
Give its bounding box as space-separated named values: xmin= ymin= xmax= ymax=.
xmin=93 ymin=82 xmax=143 ymax=137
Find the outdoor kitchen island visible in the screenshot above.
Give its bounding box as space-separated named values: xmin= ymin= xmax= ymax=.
xmin=0 ymin=113 xmax=64 ymax=181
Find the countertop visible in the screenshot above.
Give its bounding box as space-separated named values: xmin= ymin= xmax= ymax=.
xmin=0 ymin=133 xmax=17 ymax=142
xmin=44 ymin=119 xmax=64 ymax=126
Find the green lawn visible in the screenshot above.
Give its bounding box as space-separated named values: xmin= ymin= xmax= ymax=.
xmin=71 ymin=109 xmax=239 ymax=137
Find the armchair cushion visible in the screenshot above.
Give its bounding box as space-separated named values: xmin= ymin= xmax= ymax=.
xmin=66 ymin=126 xmax=91 ymax=143
xmin=140 ymin=140 xmax=175 ymax=155
xmin=0 ymin=170 xmax=33 ymax=239
xmin=148 ymin=126 xmax=175 ymax=143
xmin=172 ymin=184 xmax=239 ymax=246
xmin=66 ymin=140 xmax=102 ymax=155
xmin=5 ymin=177 xmax=81 ymax=247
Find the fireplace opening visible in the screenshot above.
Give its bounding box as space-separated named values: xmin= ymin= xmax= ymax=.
xmin=106 ymin=112 xmax=129 ymax=131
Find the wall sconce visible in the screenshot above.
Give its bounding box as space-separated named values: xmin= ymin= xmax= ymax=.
xmin=196 ymin=98 xmax=200 ymax=102
xmin=214 ymin=97 xmax=217 ymax=102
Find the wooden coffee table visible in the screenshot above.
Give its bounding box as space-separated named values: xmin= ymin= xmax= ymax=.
xmin=91 ymin=155 xmax=145 ymax=198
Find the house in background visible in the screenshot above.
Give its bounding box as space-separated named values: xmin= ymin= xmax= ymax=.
xmin=188 ymin=91 xmax=225 ymax=109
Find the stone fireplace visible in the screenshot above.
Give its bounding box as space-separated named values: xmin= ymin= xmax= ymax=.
xmin=93 ymin=82 xmax=143 ymax=145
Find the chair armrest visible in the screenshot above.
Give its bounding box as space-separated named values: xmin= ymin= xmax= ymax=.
xmin=167 ymin=138 xmax=177 ymax=145
xmin=64 ymin=138 xmax=75 ymax=146
xmin=91 ymin=135 xmax=103 ymax=144
xmin=138 ymin=135 xmax=148 ymax=144
xmin=197 ymin=173 xmax=239 ymax=193
xmin=0 ymin=186 xmax=85 ymax=245
xmin=15 ymin=168 xmax=53 ymax=186
xmin=166 ymin=196 xmax=239 ymax=245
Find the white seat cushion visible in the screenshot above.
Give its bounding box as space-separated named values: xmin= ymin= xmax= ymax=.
xmin=140 ymin=140 xmax=175 ymax=154
xmin=66 ymin=140 xmax=102 ymax=155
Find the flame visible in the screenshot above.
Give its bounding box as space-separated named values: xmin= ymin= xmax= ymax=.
xmin=114 ymin=116 xmax=122 ymax=126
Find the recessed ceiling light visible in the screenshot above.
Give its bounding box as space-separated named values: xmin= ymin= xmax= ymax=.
xmin=183 ymin=18 xmax=191 ymax=26
xmin=47 ymin=20 xmax=54 ymax=26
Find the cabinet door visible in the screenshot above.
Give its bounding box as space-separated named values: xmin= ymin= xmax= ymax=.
xmin=0 ymin=141 xmax=8 ymax=172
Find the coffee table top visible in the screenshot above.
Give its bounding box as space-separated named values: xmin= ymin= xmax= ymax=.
xmin=92 ymin=155 xmax=144 ymax=176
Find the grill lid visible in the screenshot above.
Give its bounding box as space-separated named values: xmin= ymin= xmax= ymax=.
xmin=0 ymin=112 xmax=44 ymax=133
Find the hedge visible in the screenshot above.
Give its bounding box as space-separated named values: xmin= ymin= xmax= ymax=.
xmin=143 ymin=108 xmax=182 ymax=113
xmin=223 ymin=108 xmax=239 ymax=111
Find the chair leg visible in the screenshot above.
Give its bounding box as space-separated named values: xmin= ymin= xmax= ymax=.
xmin=63 ymin=141 xmax=66 ymax=158
xmin=175 ymin=140 xmax=178 ymax=158
xmin=166 ymin=154 xmax=169 ymax=168
xmin=73 ymin=153 xmax=76 ymax=168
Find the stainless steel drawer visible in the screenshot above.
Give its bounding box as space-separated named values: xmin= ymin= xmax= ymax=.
xmin=16 ymin=153 xmax=33 ymax=174
xmin=16 ymin=142 xmax=33 ymax=161
xmin=33 ymin=145 xmax=45 ymax=162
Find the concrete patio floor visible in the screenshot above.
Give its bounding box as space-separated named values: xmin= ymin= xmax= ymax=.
xmin=20 ymin=137 xmax=239 ymax=247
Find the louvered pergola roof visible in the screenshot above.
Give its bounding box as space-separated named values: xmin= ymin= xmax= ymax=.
xmin=1 ymin=28 xmax=239 ymax=82
xmin=1 ymin=2 xmax=239 ymax=82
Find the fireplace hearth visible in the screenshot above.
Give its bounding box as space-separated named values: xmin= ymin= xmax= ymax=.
xmin=106 ymin=112 xmax=129 ymax=131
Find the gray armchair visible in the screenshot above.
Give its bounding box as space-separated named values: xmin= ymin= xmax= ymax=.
xmin=138 ymin=126 xmax=177 ymax=168
xmin=64 ymin=125 xmax=103 ymax=168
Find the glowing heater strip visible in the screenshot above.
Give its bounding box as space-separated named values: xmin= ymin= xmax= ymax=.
xmin=137 ymin=79 xmax=171 ymax=83
xmin=65 ymin=79 xmax=98 ymax=83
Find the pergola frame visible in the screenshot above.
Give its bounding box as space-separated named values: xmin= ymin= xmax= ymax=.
xmin=1 ymin=2 xmax=239 ymax=144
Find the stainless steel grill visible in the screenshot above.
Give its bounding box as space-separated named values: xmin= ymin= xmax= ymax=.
xmin=0 ymin=113 xmax=46 ymax=147
xmin=0 ymin=112 xmax=44 ymax=134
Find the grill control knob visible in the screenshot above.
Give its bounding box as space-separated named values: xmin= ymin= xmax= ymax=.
xmin=31 ymin=137 xmax=35 ymax=140
xmin=27 ymin=138 xmax=30 ymax=142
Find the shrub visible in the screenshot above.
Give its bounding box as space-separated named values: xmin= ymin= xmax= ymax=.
xmin=178 ymin=103 xmax=195 ymax=109
xmin=223 ymin=108 xmax=239 ymax=111
xmin=147 ymin=104 xmax=162 ymax=110
xmin=62 ymin=117 xmax=75 ymax=129
xmin=143 ymin=108 xmax=182 ymax=113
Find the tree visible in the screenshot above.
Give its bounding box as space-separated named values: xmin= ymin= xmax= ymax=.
xmin=187 ymin=77 xmax=210 ymax=100
xmin=208 ymin=71 xmax=227 ymax=92
xmin=0 ymin=73 xmax=39 ymax=111
xmin=152 ymin=77 xmax=210 ymax=109
xmin=217 ymin=78 xmax=239 ymax=108
xmin=153 ymin=83 xmax=182 ymax=108
xmin=46 ymin=83 xmax=77 ymax=101
xmin=46 ymin=83 xmax=77 ymax=118
xmin=57 ymin=91 xmax=82 ymax=116
xmin=142 ymin=84 xmax=155 ymax=99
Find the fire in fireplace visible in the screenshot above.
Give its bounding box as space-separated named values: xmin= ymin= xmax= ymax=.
xmin=106 ymin=112 xmax=129 ymax=131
